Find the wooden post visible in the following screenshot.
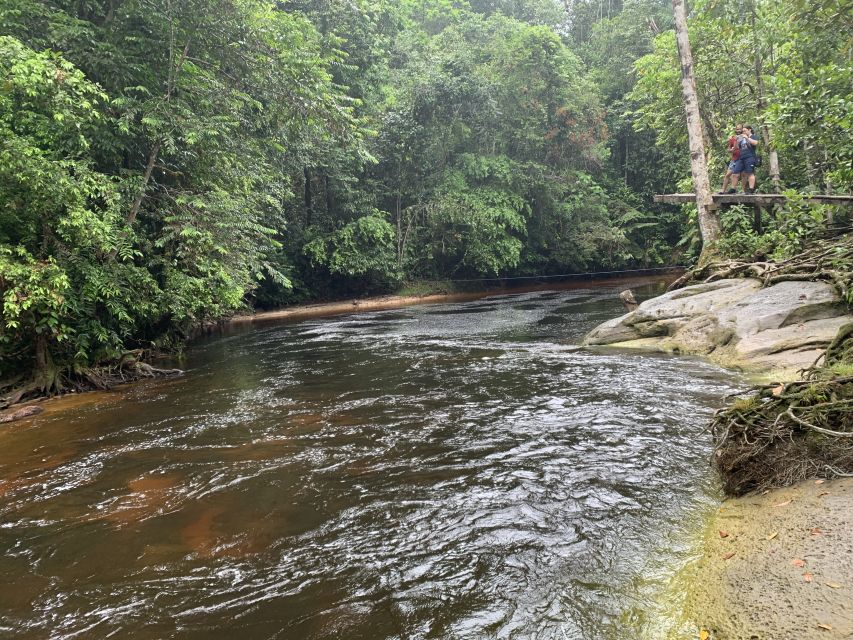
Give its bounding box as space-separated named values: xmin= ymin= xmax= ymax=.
xmin=672 ymin=0 xmax=720 ymax=251
xmin=753 ymin=204 xmax=763 ymax=234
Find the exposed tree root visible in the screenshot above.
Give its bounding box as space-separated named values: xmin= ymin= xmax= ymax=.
xmin=667 ymin=233 xmax=853 ymax=301
xmin=711 ymin=324 xmax=853 ymax=496
xmin=0 ymin=350 xmax=183 ymax=410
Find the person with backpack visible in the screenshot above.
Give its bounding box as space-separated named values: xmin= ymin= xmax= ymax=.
xmin=729 ymin=125 xmax=760 ymax=193
xmin=719 ymin=123 xmax=743 ymax=193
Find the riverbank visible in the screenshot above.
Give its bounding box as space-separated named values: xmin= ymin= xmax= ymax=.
xmin=583 ymin=275 xmax=853 ymax=638
xmin=685 ymin=478 xmax=853 ymax=639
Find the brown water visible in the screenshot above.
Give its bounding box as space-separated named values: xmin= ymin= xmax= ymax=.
xmin=0 ymin=282 xmax=741 ymax=639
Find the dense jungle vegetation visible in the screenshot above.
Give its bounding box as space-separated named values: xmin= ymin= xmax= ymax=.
xmin=0 ymin=0 xmax=850 ymax=394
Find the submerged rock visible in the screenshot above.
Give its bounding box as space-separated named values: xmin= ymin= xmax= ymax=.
xmin=0 ymin=405 xmax=43 ymax=423
xmin=584 ymin=278 xmax=852 ymax=378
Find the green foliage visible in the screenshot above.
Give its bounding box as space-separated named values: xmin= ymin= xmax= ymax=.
xmin=304 ymin=214 xmax=399 ymax=279
xmin=0 ymin=36 xmax=135 ymax=371
xmin=0 ymin=248 xmax=70 ymax=359
xmin=0 ymin=3 xmax=358 ymax=382
xmin=716 ymin=206 xmax=783 ymax=260
xmin=765 ymin=0 xmax=852 ymax=189
xmin=716 ymin=194 xmax=847 ymax=263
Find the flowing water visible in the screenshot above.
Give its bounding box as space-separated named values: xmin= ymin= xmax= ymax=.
xmin=0 ymin=281 xmax=742 ymax=639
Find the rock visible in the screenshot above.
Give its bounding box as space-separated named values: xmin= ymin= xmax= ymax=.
xmin=619 ymin=289 xmax=638 ymax=311
xmin=0 ymin=405 xmax=44 ymax=424
xmin=584 ymin=278 xmax=853 ymax=377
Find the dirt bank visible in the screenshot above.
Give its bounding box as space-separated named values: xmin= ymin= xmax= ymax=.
xmin=685 ymin=478 xmax=853 ymax=639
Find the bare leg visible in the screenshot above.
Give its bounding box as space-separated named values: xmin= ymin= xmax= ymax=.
xmin=730 ymin=173 xmax=741 ymax=191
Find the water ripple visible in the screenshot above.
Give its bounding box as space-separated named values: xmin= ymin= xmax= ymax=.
xmin=0 ymin=282 xmax=741 ymax=639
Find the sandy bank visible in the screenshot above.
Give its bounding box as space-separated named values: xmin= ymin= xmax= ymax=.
xmin=685 ymin=478 xmax=853 ymax=639
xmin=227 ymin=275 xmax=673 ymax=326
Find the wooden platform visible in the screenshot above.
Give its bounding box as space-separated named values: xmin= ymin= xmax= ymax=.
xmin=654 ymin=193 xmax=853 ymax=206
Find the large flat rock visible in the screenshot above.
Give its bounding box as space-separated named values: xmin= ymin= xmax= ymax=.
xmin=584 ymin=278 xmax=852 ymax=378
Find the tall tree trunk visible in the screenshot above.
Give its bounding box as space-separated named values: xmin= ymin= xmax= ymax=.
xmin=395 ymin=194 xmax=402 ymax=267
xmin=304 ymin=167 xmax=313 ymax=227
xmin=749 ymin=5 xmax=781 ymax=192
xmin=671 ymin=0 xmax=719 ymax=253
xmin=126 ymin=141 xmax=161 ymax=228
xmin=34 ymin=333 xmax=57 ymax=393
xmin=324 ymin=173 xmax=334 ymax=216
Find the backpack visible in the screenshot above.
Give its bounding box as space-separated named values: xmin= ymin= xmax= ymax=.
xmin=754 ymin=154 xmax=763 ymax=168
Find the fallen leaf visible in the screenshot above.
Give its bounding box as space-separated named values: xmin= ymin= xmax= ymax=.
xmin=719 ymin=530 xmax=729 ymax=538
xmin=815 ymin=479 xmax=825 ymax=485
xmin=723 ymin=551 xmax=736 ymax=560
xmin=773 ymin=499 xmax=792 ymax=508
xmin=771 ymin=384 xmax=784 ymax=396
xmin=810 ymin=527 xmax=823 ymax=536
xmin=818 ymin=623 xmax=833 ymax=630
xmin=766 ymin=531 xmax=778 ymax=540
xmin=791 ymin=558 xmax=806 ymax=568
xmin=825 ymin=582 xmax=842 ymax=589
xmin=699 ymin=631 xmax=710 ymax=640
xmin=818 ymin=492 xmax=830 ymax=497
xmin=803 ymin=572 xmax=813 ymax=582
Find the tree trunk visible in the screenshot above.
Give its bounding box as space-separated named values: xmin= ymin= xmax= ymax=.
xmin=126 ymin=140 xmax=161 ymax=228
xmin=304 ymin=167 xmax=313 ymax=227
xmin=108 ymin=140 xmax=161 ymax=261
xmin=671 ymin=0 xmax=719 ymax=252
xmin=757 ymin=125 xmax=781 ymax=192
xmin=750 ymin=6 xmax=781 ymax=192
xmin=395 ymin=194 xmax=402 ymax=267
xmin=34 ymin=333 xmax=57 ymax=394
xmin=324 ymin=173 xmax=334 ymax=216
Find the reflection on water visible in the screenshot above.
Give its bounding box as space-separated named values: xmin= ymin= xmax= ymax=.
xmin=0 ymin=281 xmax=740 ymax=639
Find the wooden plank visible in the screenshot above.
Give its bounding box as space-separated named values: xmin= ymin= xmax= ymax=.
xmin=654 ymin=193 xmax=853 ymax=206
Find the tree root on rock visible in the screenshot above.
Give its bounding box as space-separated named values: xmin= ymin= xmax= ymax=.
xmin=667 ymin=233 xmax=853 ymax=301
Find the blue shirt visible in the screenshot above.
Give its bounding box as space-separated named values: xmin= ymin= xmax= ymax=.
xmin=738 ymin=134 xmax=759 ymax=158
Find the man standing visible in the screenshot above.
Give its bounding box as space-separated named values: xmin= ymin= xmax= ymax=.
xmin=720 ymin=124 xmax=743 ymax=193
xmin=729 ymin=125 xmax=760 ymax=193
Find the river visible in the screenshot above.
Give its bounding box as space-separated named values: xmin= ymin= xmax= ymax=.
xmin=0 ymin=280 xmax=742 ymax=639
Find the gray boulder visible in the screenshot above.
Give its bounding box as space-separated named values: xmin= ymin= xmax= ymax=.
xmin=584 ymin=278 xmax=852 ymax=377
